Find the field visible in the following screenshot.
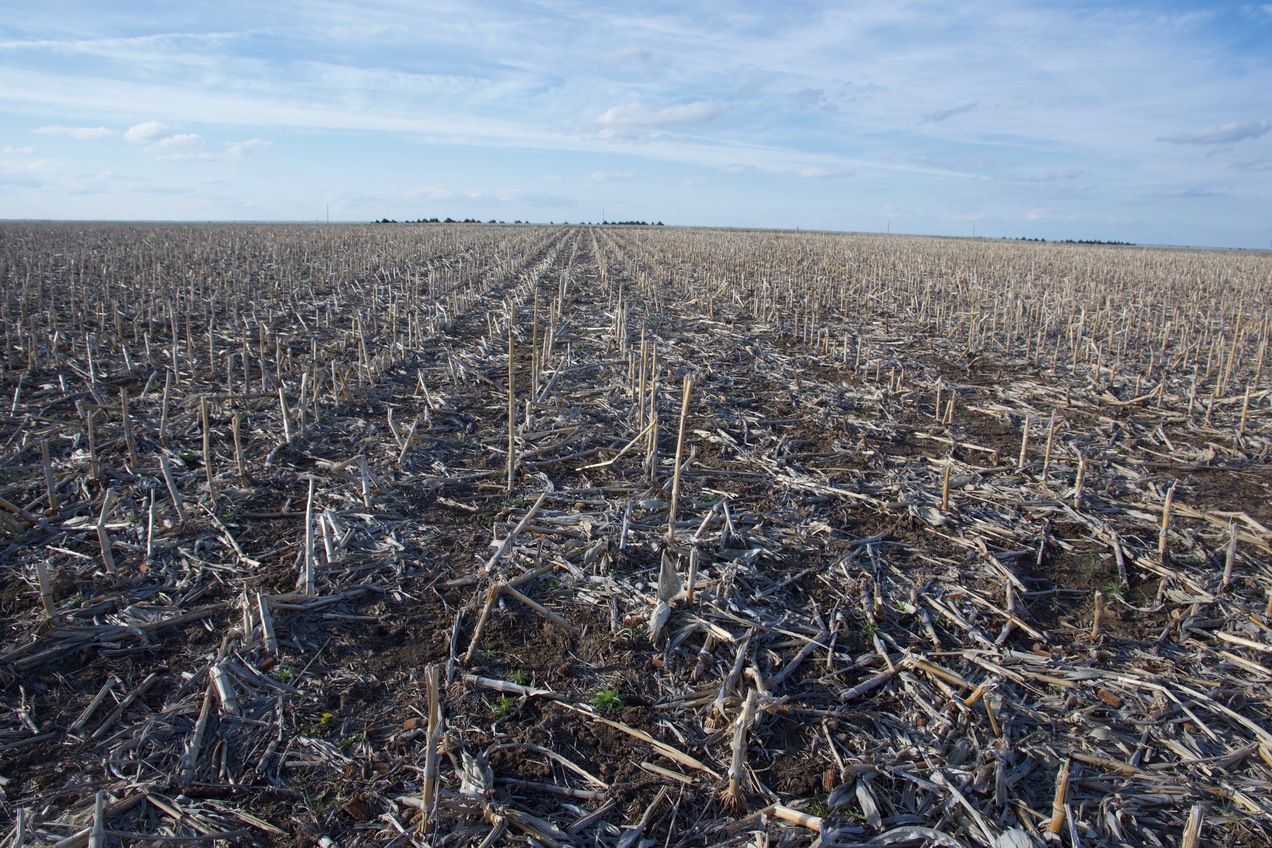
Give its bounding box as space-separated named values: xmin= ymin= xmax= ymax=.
xmin=1 ymin=222 xmax=1269 ymax=847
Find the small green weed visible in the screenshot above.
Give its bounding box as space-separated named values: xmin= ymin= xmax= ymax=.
xmin=806 ymin=796 xmax=833 ymax=818
xmin=491 ymin=694 xmax=518 ymax=718
xmin=590 ymin=687 xmax=624 ymax=713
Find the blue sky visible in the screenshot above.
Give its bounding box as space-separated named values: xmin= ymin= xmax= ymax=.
xmin=1 ymin=1 xmax=1270 ymax=247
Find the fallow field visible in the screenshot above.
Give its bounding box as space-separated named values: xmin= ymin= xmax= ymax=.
xmin=1 ymin=222 xmax=1269 ymax=847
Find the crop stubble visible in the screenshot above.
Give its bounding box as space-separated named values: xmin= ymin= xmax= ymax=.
xmin=0 ymin=222 xmax=1270 ymax=847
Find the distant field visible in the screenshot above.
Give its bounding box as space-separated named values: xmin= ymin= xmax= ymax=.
xmin=2 ymin=222 xmax=1269 ymax=847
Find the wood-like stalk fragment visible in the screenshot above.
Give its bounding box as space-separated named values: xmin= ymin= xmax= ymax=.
xmin=397 ymin=418 xmax=418 ymax=470
xmin=1047 ymin=757 xmax=1071 ymax=834
xmin=41 ymin=440 xmax=58 ymax=514
xmin=1091 ymin=590 xmax=1105 ymax=642
xmin=69 ymin=677 xmax=116 ymax=734
xmin=183 ymin=681 xmax=216 ymax=784
xmin=35 ymin=558 xmax=57 ymax=620
xmin=1181 ymin=804 xmax=1205 ymax=848
xmin=1222 ymin=521 xmax=1238 ymax=591
xmin=483 ymin=491 xmax=547 ymax=574
xmin=160 ymin=368 xmax=173 ymax=445
xmin=940 ymin=462 xmax=952 ymax=512
xmin=1073 ymin=456 xmax=1086 ymax=508
xmin=1159 ymin=481 xmax=1177 ymax=564
xmin=210 ymin=663 xmax=239 ymax=715
xmin=278 ymin=386 xmax=292 ymax=443
xmin=507 ymin=306 xmax=516 ymax=494
xmin=88 ymin=790 xmax=106 ymax=848
xmin=420 ymin=664 xmax=441 ymax=834
xmin=503 ymin=583 xmax=578 ymax=634
xmin=120 ymin=387 xmax=137 ymax=467
xmin=722 ymin=688 xmax=758 ymax=811
xmin=232 ymin=412 xmax=246 ymax=486
xmin=1041 ymin=411 xmax=1056 ymax=480
xmin=96 ymin=488 xmax=118 ymax=573
xmin=257 ymin=593 xmax=278 ymax=655
xmin=91 ymin=671 xmax=159 ymax=741
xmin=84 ymin=404 xmax=98 ymax=482
xmin=667 ymin=375 xmax=692 ymax=540
xmin=159 ymin=454 xmax=187 ymax=526
xmin=299 ymin=478 xmax=316 ymax=595
xmin=201 ymin=395 xmax=214 ymax=498
xmin=1017 ymin=416 xmax=1030 ymax=470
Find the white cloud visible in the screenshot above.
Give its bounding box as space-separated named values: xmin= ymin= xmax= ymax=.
xmin=153 ymin=133 xmax=204 ymax=149
xmin=158 ymin=138 xmax=270 ymax=164
xmin=596 ymin=101 xmax=720 ymax=140
xmin=588 ymin=170 xmax=636 ymax=182
xmin=797 ymin=166 xmax=853 ymax=178
xmin=2 ymin=146 xmax=36 ymax=154
xmin=35 ymin=125 xmax=114 ymax=138
xmin=125 ymin=121 xmax=207 ymax=155
xmin=1156 ymin=121 xmax=1270 ymax=145
xmin=226 ymin=138 xmax=271 ymax=158
xmin=124 ymin=121 xmax=174 ymax=144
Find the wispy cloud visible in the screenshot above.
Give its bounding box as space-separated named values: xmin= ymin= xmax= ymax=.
xmin=159 ymin=138 xmax=270 ymax=164
xmin=1010 ymin=169 xmax=1089 ymax=184
xmin=921 ymin=102 xmax=978 ymax=124
xmin=1142 ymin=187 xmax=1224 ymax=198
xmin=797 ymin=166 xmax=853 ymax=179
xmin=2 ymin=146 xmax=36 ymax=154
xmin=594 ymin=47 xmax=655 ymax=69
xmin=596 ymin=101 xmax=721 ymax=140
xmin=1229 ymin=158 xmax=1272 ymax=172
xmin=1156 ymin=121 xmax=1269 ymax=145
xmin=588 ymin=170 xmax=636 ymax=182
xmin=35 ymin=125 xmax=114 ymax=138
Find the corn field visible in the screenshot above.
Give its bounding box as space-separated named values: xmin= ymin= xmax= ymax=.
xmin=1 ymin=222 xmax=1269 ymax=847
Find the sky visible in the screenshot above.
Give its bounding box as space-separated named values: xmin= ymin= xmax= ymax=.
xmin=1 ymin=1 xmax=1270 ymax=248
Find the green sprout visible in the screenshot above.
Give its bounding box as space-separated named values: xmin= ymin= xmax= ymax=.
xmin=491 ymin=694 xmax=518 ymax=718
xmin=590 ymin=687 xmax=624 ymax=713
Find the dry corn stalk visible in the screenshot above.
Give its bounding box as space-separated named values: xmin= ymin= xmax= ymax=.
xmin=722 ymin=688 xmax=758 ymax=811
